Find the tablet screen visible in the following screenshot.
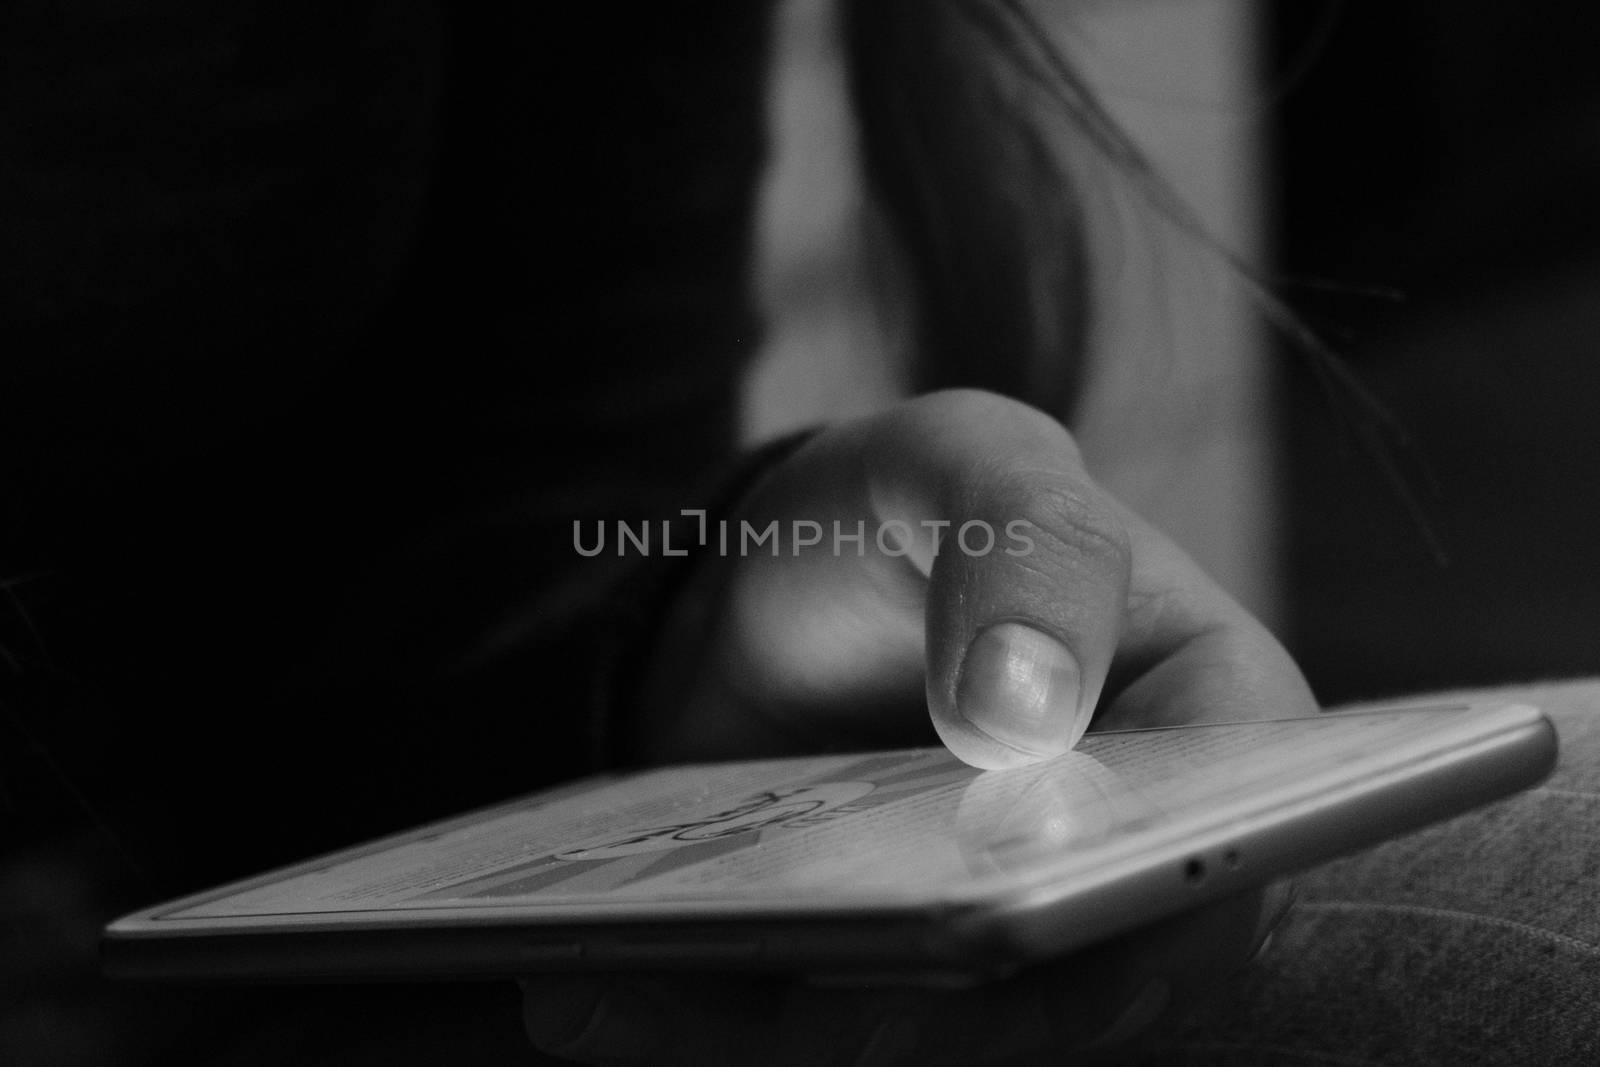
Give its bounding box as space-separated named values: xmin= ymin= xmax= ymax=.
xmin=154 ymin=702 xmax=1520 ymax=923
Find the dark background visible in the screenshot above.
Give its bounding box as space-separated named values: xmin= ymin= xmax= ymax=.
xmin=1272 ymin=1 xmax=1600 ymax=703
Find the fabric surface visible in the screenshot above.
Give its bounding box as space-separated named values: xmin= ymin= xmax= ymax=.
xmin=1136 ymin=679 xmax=1600 ymax=1065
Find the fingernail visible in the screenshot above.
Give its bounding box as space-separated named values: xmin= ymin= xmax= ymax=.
xmin=855 ymin=1007 xmax=922 ymax=1067
xmin=579 ymin=1005 xmax=666 ymax=1063
xmin=522 ymin=978 xmax=666 ymax=1062
xmin=1250 ymin=882 xmax=1299 ymax=962
xmin=956 ymin=623 xmax=1085 ymax=761
xmin=1085 ymin=979 xmax=1171 ymax=1050
xmin=1249 ymin=930 xmax=1277 ymax=964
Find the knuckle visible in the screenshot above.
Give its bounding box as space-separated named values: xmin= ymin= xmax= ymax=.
xmin=992 ymin=475 xmax=1131 ymax=579
xmin=905 ymin=390 xmax=1079 ymax=457
xmin=911 ymin=388 xmax=1025 ymax=423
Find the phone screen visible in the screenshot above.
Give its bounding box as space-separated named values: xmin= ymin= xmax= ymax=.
xmin=155 ymin=702 xmax=1508 ymax=923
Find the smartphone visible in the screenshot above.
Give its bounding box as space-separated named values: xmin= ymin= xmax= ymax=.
xmin=103 ymin=699 xmax=1555 ymax=985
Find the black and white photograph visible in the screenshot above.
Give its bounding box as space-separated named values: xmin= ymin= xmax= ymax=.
xmin=4 ymin=2 xmax=1598 ymax=1063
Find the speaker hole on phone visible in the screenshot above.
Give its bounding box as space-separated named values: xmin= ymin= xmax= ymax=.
xmin=1184 ymin=858 xmax=1206 ymax=885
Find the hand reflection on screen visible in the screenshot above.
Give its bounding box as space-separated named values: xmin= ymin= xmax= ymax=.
xmin=954 ymin=748 xmax=1157 ymax=876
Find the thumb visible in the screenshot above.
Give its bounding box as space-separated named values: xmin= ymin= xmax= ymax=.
xmin=923 ymin=469 xmax=1129 ymax=770
xmin=865 ymin=393 xmax=1130 ymax=769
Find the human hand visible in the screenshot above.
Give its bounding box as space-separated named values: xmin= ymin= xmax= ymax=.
xmin=526 ymin=390 xmax=1314 ymax=1063
xmin=629 ymin=390 xmax=1316 ymax=767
